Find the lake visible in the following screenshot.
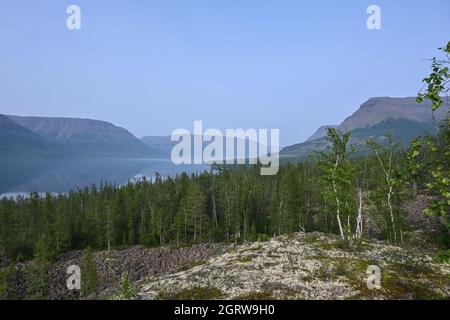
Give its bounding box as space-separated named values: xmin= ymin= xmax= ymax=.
xmin=0 ymin=157 xmax=209 ymax=198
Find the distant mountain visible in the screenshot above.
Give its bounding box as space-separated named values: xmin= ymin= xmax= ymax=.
xmin=141 ymin=135 xmax=174 ymax=148
xmin=0 ymin=114 xmax=52 ymax=158
xmin=141 ymin=134 xmax=266 ymax=162
xmin=305 ymin=125 xmax=338 ymax=142
xmin=3 ymin=115 xmax=167 ymax=158
xmin=337 ymin=97 xmax=449 ymax=131
xmin=140 ymin=135 xmax=175 ymax=158
xmin=280 ymin=97 xmax=449 ymax=161
xmin=7 ymin=115 xmax=143 ymax=145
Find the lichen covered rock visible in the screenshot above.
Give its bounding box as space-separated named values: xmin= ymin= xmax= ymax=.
xmin=139 ymin=233 xmax=450 ymax=300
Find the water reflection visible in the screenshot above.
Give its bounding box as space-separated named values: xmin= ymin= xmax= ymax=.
xmin=0 ymin=158 xmax=208 ymax=197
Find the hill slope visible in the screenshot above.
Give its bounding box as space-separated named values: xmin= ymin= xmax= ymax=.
xmin=0 ymin=114 xmax=52 ymax=157
xmin=281 ymin=97 xmax=449 ymax=160
xmin=305 ymin=125 xmax=338 ymax=142
xmin=338 ymin=97 xmax=449 ymax=131
xmin=140 ymin=135 xmax=174 ymax=148
xmin=6 ymin=115 xmax=165 ymax=158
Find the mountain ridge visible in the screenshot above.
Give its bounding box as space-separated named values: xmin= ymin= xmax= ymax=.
xmin=305 ymin=125 xmax=338 ymax=142
xmin=281 ymin=97 xmax=449 ymax=160
xmin=3 ymin=96 xmax=448 ymax=161
xmin=0 ymin=114 xmax=53 ymax=157
xmin=337 ymin=96 xmax=448 ymax=131
xmin=2 ymin=115 xmax=167 ymax=158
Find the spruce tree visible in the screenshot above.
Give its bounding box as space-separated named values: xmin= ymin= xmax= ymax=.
xmin=119 ymin=271 xmax=136 ymax=299
xmin=27 ymin=235 xmax=53 ymax=299
xmin=80 ymin=246 xmax=99 ymax=298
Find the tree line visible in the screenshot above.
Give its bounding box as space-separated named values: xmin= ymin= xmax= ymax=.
xmin=0 ymin=125 xmax=447 ymax=263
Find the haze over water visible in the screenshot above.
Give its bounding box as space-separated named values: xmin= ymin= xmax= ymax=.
xmin=0 ymin=158 xmax=208 ymax=198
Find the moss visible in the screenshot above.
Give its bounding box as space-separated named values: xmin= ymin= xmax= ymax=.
xmin=263 ymin=262 xmax=278 ymax=268
xmin=333 ymin=259 xmax=350 ymax=276
xmin=315 ymin=258 xmax=371 ymax=281
xmin=240 ymin=246 xmax=262 ymax=253
xmin=267 ymin=249 xmax=280 ymax=256
xmin=345 ymin=258 xmax=447 ymax=300
xmin=352 ymin=259 xmax=370 ymax=271
xmin=180 ymin=259 xmax=208 ymax=271
xmin=257 ymin=234 xmax=271 ymax=242
xmin=336 ymin=239 xmax=366 ymax=252
xmin=158 ymin=286 xmax=224 ymax=300
xmin=327 ymin=257 xmax=384 ymax=300
xmin=381 ymin=273 xmax=446 ymax=300
xmin=304 ymin=235 xmax=367 ymax=252
xmin=382 ymin=259 xmax=448 ymax=299
xmin=434 ymin=249 xmax=450 ymax=264
xmin=304 ymin=235 xmax=321 ymax=244
xmin=312 ymin=261 xmax=336 ymax=281
xmin=318 ymin=241 xmax=336 ymax=250
xmin=390 ymin=261 xmax=434 ymax=276
xmin=237 ymin=255 xmax=254 ymax=263
xmin=236 ymin=291 xmax=275 ymax=300
xmin=285 ymin=233 xmax=295 ymax=241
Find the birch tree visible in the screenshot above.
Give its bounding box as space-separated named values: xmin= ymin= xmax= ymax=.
xmin=317 ymin=128 xmax=356 ymax=242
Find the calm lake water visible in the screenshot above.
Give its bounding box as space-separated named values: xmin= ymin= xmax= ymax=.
xmin=0 ymin=158 xmax=209 ymax=198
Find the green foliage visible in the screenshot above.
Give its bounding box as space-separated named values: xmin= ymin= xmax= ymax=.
xmin=416 ymin=41 xmax=450 ymax=111
xmin=411 ymin=42 xmax=450 ymax=237
xmin=80 ymin=246 xmax=99 ymax=297
xmin=367 ymin=136 xmax=407 ymax=244
xmin=0 ymin=261 xmax=14 ymax=298
xmin=316 ymin=128 xmax=357 ymax=242
xmin=119 ymin=271 xmax=136 ymax=299
xmin=408 ymin=118 xmax=450 ymax=228
xmin=27 ymin=235 xmax=53 ymax=299
xmin=177 ymin=182 xmax=209 ymax=243
xmin=434 ymin=249 xmax=450 ymax=264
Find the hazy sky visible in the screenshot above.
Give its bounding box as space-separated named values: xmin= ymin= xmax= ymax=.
xmin=0 ymin=0 xmax=449 ymax=146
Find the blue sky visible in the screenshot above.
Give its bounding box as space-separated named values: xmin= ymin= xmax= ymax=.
xmin=0 ymin=0 xmax=449 ymax=146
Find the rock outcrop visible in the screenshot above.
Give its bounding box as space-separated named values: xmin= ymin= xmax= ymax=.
xmin=139 ymin=233 xmax=450 ymax=300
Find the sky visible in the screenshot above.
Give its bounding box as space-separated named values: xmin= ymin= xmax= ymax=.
xmin=0 ymin=0 xmax=449 ymax=146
